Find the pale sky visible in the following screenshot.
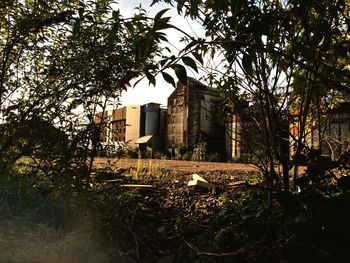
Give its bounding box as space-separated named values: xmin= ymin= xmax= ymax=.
xmin=118 ymin=0 xmax=204 ymax=107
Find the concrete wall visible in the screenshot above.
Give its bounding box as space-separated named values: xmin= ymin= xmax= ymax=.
xmin=167 ymin=82 xmax=186 ymax=147
xmin=125 ymin=105 xmax=141 ymax=148
xmin=93 ymin=111 xmax=110 ymax=142
xmin=226 ymin=115 xmax=242 ymax=160
xmin=111 ymin=107 xmax=126 ymax=141
xmin=166 ymin=78 xmax=225 ymax=154
xmin=225 ymin=113 xmax=262 ymax=161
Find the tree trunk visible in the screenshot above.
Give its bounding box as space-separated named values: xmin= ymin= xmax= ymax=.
xmin=267 ymin=174 xmax=273 ymax=209
xmin=282 ymin=162 xmax=290 ymax=191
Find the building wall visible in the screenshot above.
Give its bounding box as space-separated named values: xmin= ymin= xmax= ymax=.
xmin=199 ymin=92 xmax=223 ymax=146
xmin=93 ymin=111 xmax=111 ymax=142
xmin=95 ymin=103 xmax=167 ymax=152
xmin=111 ymin=107 xmax=126 ymax=142
xmin=125 ymin=105 xmax=141 ymax=148
xmin=159 ymin=108 xmax=167 ymax=137
xmin=226 ymin=115 xmax=242 ymax=160
xmin=167 ymin=82 xmax=186 ymax=147
xmin=322 ymin=112 xmax=350 ymax=158
xmin=225 ymin=103 xmax=350 ymax=162
xmin=166 ymin=78 xmax=225 ymax=154
xmin=226 ymin=114 xmax=259 ymax=161
xmin=309 ymin=111 xmax=350 ymax=159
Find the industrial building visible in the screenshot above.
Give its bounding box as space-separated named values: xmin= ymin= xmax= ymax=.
xmin=93 ymin=107 xmax=126 ymax=144
xmin=94 ymin=103 xmax=167 ymax=155
xmin=93 ymin=77 xmax=350 ymax=162
xmin=226 ymin=101 xmax=350 ymax=162
xmin=225 ymin=111 xmax=262 ymax=162
xmin=166 ymin=78 xmax=225 ymax=158
xmin=290 ymin=102 xmax=350 ymax=160
xmin=141 ymin=103 xmax=167 ymax=153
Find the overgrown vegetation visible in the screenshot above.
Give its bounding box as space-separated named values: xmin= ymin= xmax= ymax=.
xmin=2 ymin=156 xmax=350 ymax=262
xmin=1 ymin=0 xmax=350 ymax=262
xmin=151 ymin=0 xmax=350 ymax=197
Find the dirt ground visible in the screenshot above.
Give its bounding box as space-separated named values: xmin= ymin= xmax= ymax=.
xmin=90 ymin=158 xmax=262 ymax=262
xmin=93 ymin=157 xmax=258 ymax=173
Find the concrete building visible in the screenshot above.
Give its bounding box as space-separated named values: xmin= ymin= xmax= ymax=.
xmin=290 ymin=102 xmax=350 ymax=160
xmin=95 ymin=103 xmax=167 ymax=155
xmin=225 ymin=111 xmax=263 ymax=162
xmin=111 ymin=107 xmax=126 ymax=142
xmin=166 ymin=78 xmax=225 ymax=157
xmin=125 ymin=105 xmax=141 ymax=148
xmin=93 ymin=107 xmax=126 ymax=144
xmin=226 ymin=101 xmax=350 ymax=162
xmin=133 ymin=103 xmax=166 ymax=155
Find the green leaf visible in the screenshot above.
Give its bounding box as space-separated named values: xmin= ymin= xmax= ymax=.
xmin=160 ymin=58 xmax=168 ymax=67
xmin=146 ymin=73 xmax=156 ymax=86
xmin=213 ymin=0 xmax=229 ymax=12
xmin=162 ymin=72 xmax=175 ymax=87
xmin=155 ymin=8 xmax=170 ymax=20
xmin=153 ymin=17 xmax=172 ymax=31
xmin=242 ymin=52 xmax=253 ymax=77
xmin=157 ymin=33 xmax=168 ymax=42
xmin=112 ymin=10 xmax=120 ymax=21
xmin=172 ymin=64 xmax=187 ymax=84
xmin=78 ymin=7 xmax=84 ymax=18
xmin=182 ymin=56 xmax=198 ymax=73
xmin=185 ymin=41 xmax=197 ymax=51
xmin=334 ymin=43 xmax=348 ymax=58
xmin=72 ymin=21 xmax=80 ymax=36
xmin=177 ymin=1 xmax=184 ymax=14
xmin=191 ymin=51 xmax=203 ymax=65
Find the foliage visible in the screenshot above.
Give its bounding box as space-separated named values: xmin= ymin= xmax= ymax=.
xmin=183 ymin=150 xmax=193 ymax=161
xmin=2 ymin=156 xmax=350 ymax=262
xmin=149 ymin=0 xmax=350 ymax=195
xmin=173 ymin=171 xmax=350 ymax=262
xmin=1 ymin=1 xmax=350 ymax=261
xmin=177 ymin=143 xmax=188 ymax=159
xmin=206 ymin=151 xmax=226 ymax=162
xmin=125 ymin=147 xmax=139 ymax=159
xmin=0 ymin=0 xmax=169 ymax=188
xmin=0 ymin=217 xmax=120 ymax=263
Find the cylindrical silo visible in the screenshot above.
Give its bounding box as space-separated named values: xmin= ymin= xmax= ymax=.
xmin=143 ymin=103 xmax=160 ymax=135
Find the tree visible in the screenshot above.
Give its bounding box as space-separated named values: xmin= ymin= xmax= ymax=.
xmin=0 ymin=0 xmax=169 ymax=188
xmin=151 ymin=0 xmax=350 ymax=202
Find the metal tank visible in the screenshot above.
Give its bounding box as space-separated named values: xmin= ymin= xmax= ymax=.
xmin=142 ymin=103 xmax=160 ymax=136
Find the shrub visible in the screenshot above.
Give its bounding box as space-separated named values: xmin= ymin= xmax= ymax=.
xmin=206 ymin=152 xmax=225 ymax=162
xmin=183 ymin=151 xmax=193 ymax=161
xmin=125 ymin=148 xmax=138 ymax=159
xmin=177 ymin=144 xmax=188 ymax=159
